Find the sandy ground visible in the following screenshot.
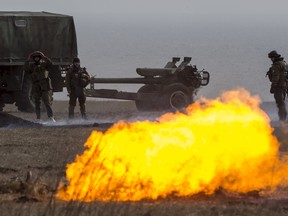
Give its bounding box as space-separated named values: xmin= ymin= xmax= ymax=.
xmin=0 ymin=100 xmax=288 ymax=216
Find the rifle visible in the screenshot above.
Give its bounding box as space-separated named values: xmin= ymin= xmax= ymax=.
xmin=266 ymin=68 xmax=272 ymax=82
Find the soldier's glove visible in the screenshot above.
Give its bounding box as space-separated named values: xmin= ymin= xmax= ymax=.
xmin=270 ymin=86 xmax=275 ymax=94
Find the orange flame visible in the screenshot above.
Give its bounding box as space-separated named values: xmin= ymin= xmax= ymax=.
xmin=57 ymin=89 xmax=288 ymax=202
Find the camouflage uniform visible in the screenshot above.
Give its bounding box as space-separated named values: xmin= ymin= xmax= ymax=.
xmin=268 ymin=50 xmax=287 ymax=121
xmin=24 ymin=51 xmax=54 ymax=120
xmin=65 ymin=58 xmax=90 ymax=119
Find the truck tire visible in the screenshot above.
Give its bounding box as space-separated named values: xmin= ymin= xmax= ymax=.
xmin=161 ymin=83 xmax=192 ymax=110
xmin=0 ymin=102 xmax=4 ymax=112
xmin=14 ymin=75 xmax=35 ymax=112
xmin=135 ymin=85 xmax=160 ymax=111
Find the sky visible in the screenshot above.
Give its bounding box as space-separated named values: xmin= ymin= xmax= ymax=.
xmin=2 ymin=0 xmax=288 ymax=16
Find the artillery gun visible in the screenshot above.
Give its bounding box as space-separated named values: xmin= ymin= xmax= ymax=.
xmin=85 ymin=57 xmax=210 ymax=111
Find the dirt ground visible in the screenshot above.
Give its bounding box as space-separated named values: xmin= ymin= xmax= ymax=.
xmin=0 ymin=100 xmax=288 ymax=216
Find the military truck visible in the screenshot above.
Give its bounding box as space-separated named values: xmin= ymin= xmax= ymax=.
xmin=0 ymin=11 xmax=77 ymax=111
xmin=86 ymin=57 xmax=210 ymax=111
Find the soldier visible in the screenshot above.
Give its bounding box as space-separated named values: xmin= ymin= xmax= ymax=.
xmin=267 ymin=50 xmax=287 ymax=121
xmin=65 ymin=57 xmax=90 ymax=119
xmin=24 ymin=51 xmax=55 ymax=122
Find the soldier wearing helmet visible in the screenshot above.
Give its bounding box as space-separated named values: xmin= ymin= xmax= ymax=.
xmin=24 ymin=51 xmax=55 ymax=122
xmin=267 ymin=50 xmax=287 ymax=121
xmin=65 ymin=57 xmax=90 ymax=119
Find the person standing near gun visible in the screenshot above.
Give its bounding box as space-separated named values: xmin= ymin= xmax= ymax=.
xmin=65 ymin=57 xmax=91 ymax=120
xmin=24 ymin=51 xmax=55 ymax=122
xmin=267 ymin=50 xmax=287 ymax=121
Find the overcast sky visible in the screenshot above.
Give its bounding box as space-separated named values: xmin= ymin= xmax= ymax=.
xmin=3 ymin=0 xmax=288 ymax=16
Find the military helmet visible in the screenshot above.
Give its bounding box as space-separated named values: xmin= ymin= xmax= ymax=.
xmin=268 ymin=50 xmax=281 ymax=58
xmin=31 ymin=51 xmax=44 ymax=58
xmin=73 ymin=57 xmax=80 ymax=63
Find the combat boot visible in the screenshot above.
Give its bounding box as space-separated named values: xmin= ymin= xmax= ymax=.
xmin=49 ymin=117 xmax=56 ymax=122
xmin=81 ymin=113 xmax=87 ymax=120
xmin=80 ymin=104 xmax=87 ymax=120
xmin=278 ymin=104 xmax=287 ymax=121
xmin=36 ymin=108 xmax=41 ymax=120
xmin=68 ymin=105 xmax=75 ymax=119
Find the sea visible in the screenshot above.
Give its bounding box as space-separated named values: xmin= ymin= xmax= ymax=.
xmin=53 ymin=13 xmax=288 ymax=103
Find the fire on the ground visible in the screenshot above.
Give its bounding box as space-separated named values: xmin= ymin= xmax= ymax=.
xmin=57 ymin=89 xmax=288 ymax=202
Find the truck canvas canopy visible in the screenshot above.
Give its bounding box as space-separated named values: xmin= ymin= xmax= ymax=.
xmin=0 ymin=11 xmax=78 ymax=65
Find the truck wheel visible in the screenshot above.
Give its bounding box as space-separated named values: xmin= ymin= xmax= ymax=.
xmin=161 ymin=83 xmax=192 ymax=110
xmin=14 ymin=75 xmax=35 ymax=112
xmin=135 ymin=85 xmax=160 ymax=111
xmin=0 ymin=102 xmax=4 ymax=112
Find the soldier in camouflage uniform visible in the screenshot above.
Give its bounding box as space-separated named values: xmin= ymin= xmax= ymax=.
xmin=65 ymin=57 xmax=90 ymax=119
xmin=267 ymin=50 xmax=287 ymax=121
xmin=24 ymin=51 xmax=55 ymax=122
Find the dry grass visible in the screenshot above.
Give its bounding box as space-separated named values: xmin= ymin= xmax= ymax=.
xmin=0 ymin=197 xmax=288 ymax=216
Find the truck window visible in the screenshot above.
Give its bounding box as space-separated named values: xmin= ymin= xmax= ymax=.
xmin=14 ymin=20 xmax=27 ymax=27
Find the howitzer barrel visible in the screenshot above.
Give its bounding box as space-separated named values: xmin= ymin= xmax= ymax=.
xmin=90 ymin=77 xmax=165 ymax=84
xmin=136 ymin=68 xmax=175 ymax=77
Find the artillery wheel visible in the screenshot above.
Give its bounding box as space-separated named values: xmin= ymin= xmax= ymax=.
xmin=135 ymin=85 xmax=160 ymax=111
xmin=161 ymin=83 xmax=192 ymax=110
xmin=14 ymin=75 xmax=35 ymax=113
